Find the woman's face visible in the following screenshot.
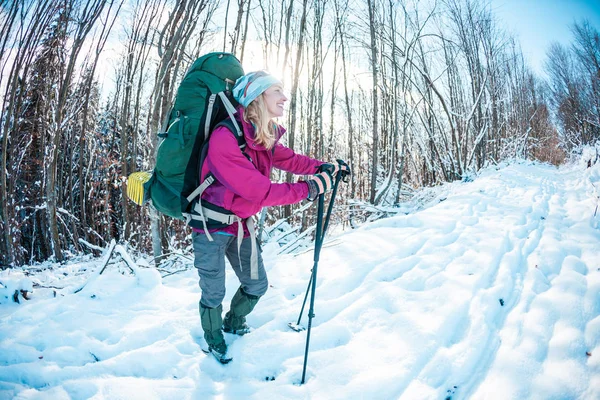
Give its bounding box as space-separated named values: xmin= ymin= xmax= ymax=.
xmin=262 ymin=84 xmax=288 ymax=118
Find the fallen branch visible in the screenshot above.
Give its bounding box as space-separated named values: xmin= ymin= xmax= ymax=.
xmin=160 ymin=269 xmax=189 ymax=278
xmin=270 ymin=226 xmax=301 ymax=243
xmin=79 ymin=239 xmax=105 ymax=252
xmin=154 ymin=252 xmax=193 ymax=263
xmin=277 ymin=225 xmax=316 ymax=255
xmin=115 ymin=245 xmax=140 ymax=274
xmin=73 ymin=239 xmax=117 ymax=294
xmin=292 ymin=238 xmax=342 ymax=257
xmin=33 ymin=283 xmax=65 ymax=290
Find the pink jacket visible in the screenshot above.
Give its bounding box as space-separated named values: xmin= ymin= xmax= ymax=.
xmin=193 ymin=107 xmax=323 ymax=236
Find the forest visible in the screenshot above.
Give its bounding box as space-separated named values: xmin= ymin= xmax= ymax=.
xmin=1 ymin=0 xmax=599 ymax=267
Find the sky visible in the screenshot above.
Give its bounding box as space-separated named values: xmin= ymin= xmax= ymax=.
xmin=1 ymin=147 xmax=599 ymax=399
xmin=494 ymin=0 xmax=600 ymax=75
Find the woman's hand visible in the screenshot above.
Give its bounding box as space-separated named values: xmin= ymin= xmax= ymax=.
xmin=318 ymin=159 xmax=351 ymax=181
xmin=306 ymin=170 xmax=334 ymax=201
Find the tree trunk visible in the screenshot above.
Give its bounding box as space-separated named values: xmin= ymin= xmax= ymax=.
xmin=239 ymin=0 xmax=252 ymax=62
xmin=282 ymin=0 xmax=295 ymax=83
xmin=335 ymin=0 xmax=355 ymax=197
xmin=284 ymin=0 xmax=309 ymax=218
xmin=367 ymin=0 xmax=379 ymax=203
xmin=230 ymin=0 xmax=247 ymax=54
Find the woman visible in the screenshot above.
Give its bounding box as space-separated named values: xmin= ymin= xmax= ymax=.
xmin=193 ymin=71 xmax=349 ymax=363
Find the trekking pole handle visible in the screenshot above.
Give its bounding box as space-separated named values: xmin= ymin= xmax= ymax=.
xmin=335 ymin=159 xmax=351 ymax=183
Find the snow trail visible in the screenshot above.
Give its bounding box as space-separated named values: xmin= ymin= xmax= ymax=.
xmin=1 ymin=161 xmax=599 ymax=400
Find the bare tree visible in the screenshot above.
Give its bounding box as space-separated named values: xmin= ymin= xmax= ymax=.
xmin=44 ymin=0 xmax=114 ymax=262
xmin=571 ymin=20 xmax=600 ymax=143
xmin=334 ymin=0 xmax=356 ymax=197
xmin=115 ymin=0 xmax=164 ymax=243
xmin=283 ymin=0 xmax=309 ymax=218
xmin=76 ymin=0 xmax=124 ymax=241
xmin=1 ymin=0 xmax=60 ymax=265
xmin=229 ymin=0 xmax=250 ymax=54
xmin=366 ymin=0 xmax=379 ymax=203
xmin=148 ymin=0 xmax=217 ymax=263
xmin=546 ymin=42 xmax=586 ymax=150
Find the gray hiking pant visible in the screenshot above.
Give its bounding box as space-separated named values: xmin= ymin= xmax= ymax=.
xmin=192 ymin=231 xmax=268 ymax=308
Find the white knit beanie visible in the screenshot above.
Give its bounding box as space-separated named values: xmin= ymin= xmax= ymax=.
xmin=232 ymin=71 xmax=282 ymax=107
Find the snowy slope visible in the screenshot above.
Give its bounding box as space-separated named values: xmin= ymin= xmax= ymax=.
xmin=1 ymin=158 xmax=599 ymax=400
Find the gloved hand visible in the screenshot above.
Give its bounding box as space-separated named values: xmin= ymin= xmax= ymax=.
xmin=318 ymin=159 xmax=351 ymax=182
xmin=306 ymin=170 xmax=334 ymax=201
xmin=335 ymin=159 xmax=351 ymax=181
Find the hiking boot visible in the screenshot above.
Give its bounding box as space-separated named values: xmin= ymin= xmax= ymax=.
xmin=222 ymin=323 xmax=252 ymax=336
xmin=203 ymin=344 xmax=232 ymax=364
xmin=223 ymin=287 xmax=261 ymax=335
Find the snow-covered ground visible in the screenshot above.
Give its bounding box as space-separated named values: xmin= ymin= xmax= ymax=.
xmin=1 ymin=155 xmax=600 ymax=400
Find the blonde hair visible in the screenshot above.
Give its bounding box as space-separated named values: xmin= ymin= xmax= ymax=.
xmin=244 ymin=93 xmax=277 ymax=150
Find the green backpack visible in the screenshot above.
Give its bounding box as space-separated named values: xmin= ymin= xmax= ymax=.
xmin=136 ymin=52 xmax=245 ymax=227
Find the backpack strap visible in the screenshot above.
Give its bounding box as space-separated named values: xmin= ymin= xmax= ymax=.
xmin=203 ymin=93 xmax=218 ymax=141
xmin=218 ymin=91 xmax=243 ymax=135
xmin=185 ymin=174 xmax=215 ymax=203
xmin=157 ymin=110 xmax=190 ymax=149
xmin=201 ymin=92 xmax=244 ymax=145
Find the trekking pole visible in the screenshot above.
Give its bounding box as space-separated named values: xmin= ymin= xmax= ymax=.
xmin=289 ymin=173 xmax=343 ymax=331
xmin=300 ymin=193 xmax=325 ymax=384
